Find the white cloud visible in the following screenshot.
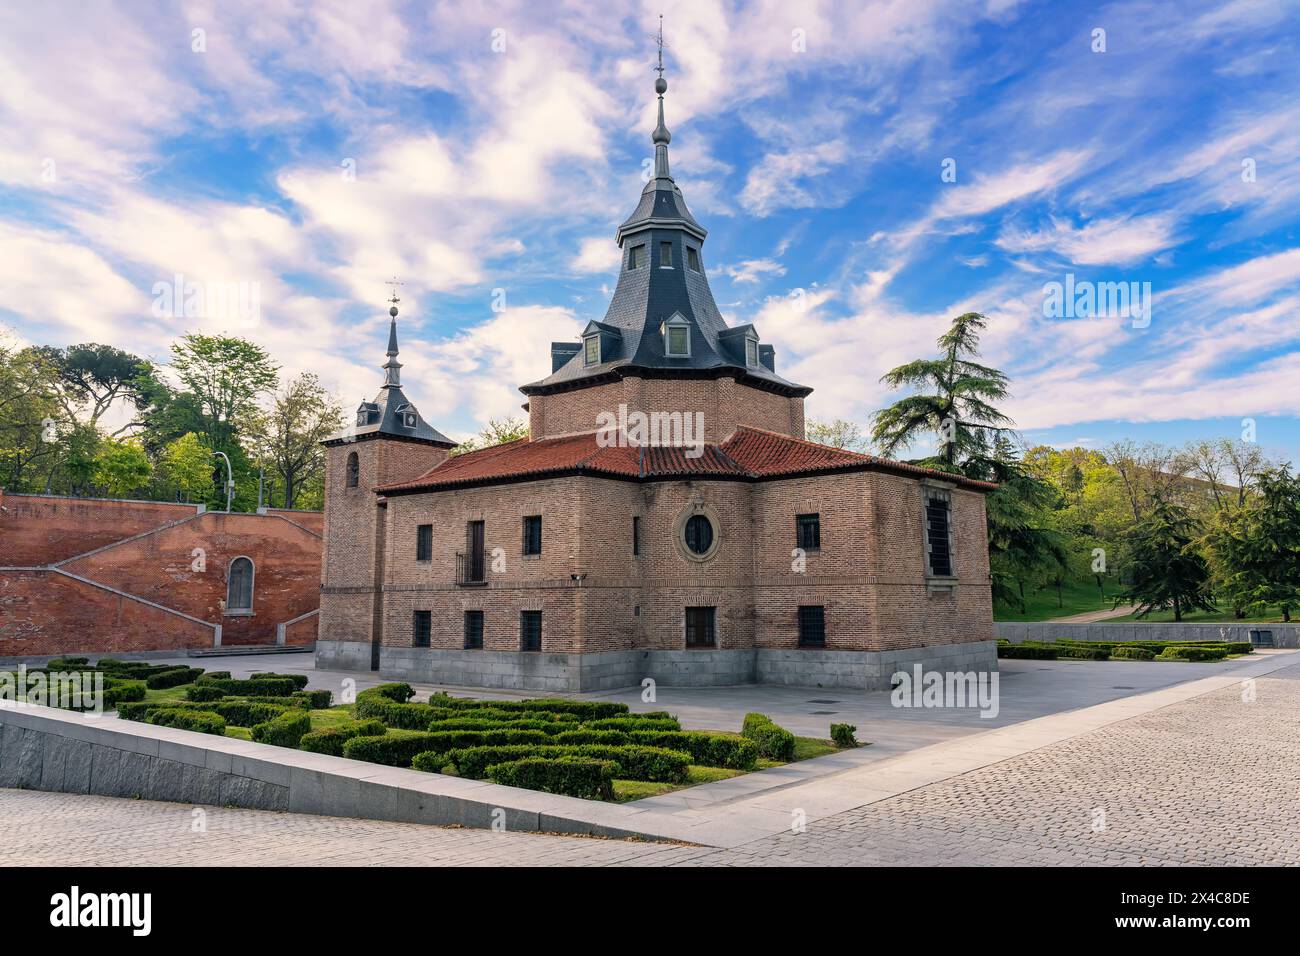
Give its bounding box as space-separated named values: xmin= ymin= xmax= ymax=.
xmin=996 ymin=215 xmax=1179 ymax=266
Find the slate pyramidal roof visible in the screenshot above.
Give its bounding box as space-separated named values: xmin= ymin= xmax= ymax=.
xmin=519 ymin=67 xmax=809 ymax=399
xmin=323 ymin=302 xmax=456 ymax=449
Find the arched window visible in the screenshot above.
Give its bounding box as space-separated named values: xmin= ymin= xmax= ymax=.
xmin=227 ymin=557 xmax=254 ymax=613
xmin=346 ymin=452 xmax=359 ymax=488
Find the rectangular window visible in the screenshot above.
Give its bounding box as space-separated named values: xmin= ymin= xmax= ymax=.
xmin=463 ymin=610 xmax=484 ymax=650
xmin=687 ymin=246 xmax=701 ymax=271
xmin=798 ymin=606 xmax=826 ymax=647
xmin=796 ymin=513 xmax=821 ymax=551
xmin=746 ymin=338 xmax=759 ymax=366
xmin=632 ymin=516 xmax=641 ymax=556
xmin=416 ymin=523 xmax=433 ymax=561
xmin=925 ymin=495 xmax=953 ymax=577
xmin=520 ymin=610 xmax=543 ymax=652
xmin=660 ymin=241 xmax=673 ymax=267
xmin=522 ymin=515 xmax=542 ymax=556
xmin=667 ymin=325 xmax=689 ymax=356
xmin=628 ymin=244 xmax=644 ymax=269
xmin=685 ymin=606 xmax=716 ymax=648
xmin=413 ymin=610 xmax=431 ymax=647
xmin=584 ymin=335 xmax=599 ymax=366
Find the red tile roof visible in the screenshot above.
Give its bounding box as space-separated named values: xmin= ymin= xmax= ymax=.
xmin=377 ymin=426 xmax=997 ymax=494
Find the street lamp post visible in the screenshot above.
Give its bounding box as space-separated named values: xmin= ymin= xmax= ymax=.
xmin=213 ymin=451 xmax=234 ymax=512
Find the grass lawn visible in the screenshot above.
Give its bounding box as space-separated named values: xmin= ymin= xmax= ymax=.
xmin=142 ymin=684 xmax=199 ymax=703
xmin=994 ymin=578 xmax=1116 ymax=622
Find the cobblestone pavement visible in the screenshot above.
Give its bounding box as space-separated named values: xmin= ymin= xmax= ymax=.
xmin=2 ymin=663 xmax=1295 ymax=866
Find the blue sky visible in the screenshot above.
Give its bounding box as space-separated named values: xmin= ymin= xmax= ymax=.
xmin=2 ymin=0 xmax=1299 ymax=462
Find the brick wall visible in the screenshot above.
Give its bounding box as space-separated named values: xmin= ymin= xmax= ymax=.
xmin=60 ymin=512 xmax=322 ymax=646
xmin=0 ymin=492 xmax=199 ymax=566
xmin=366 ymin=468 xmax=993 ymax=658
xmin=0 ymin=570 xmax=214 ymax=656
xmin=319 ymin=438 xmax=449 ymax=649
xmin=0 ymin=493 xmax=324 ymax=655
xmin=530 ymin=376 xmax=803 ymax=442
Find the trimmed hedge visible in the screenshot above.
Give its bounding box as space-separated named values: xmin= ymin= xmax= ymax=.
xmin=553 ymin=730 xmax=630 ymax=747
xmin=486 ymin=757 xmax=616 ymax=801
xmin=251 ymin=671 xmax=310 ymax=690
xmin=46 ymin=657 xmax=89 ymax=668
xmin=185 ymin=684 xmax=227 ymax=702
xmin=1111 ymin=646 xmax=1155 ymax=661
xmin=627 ymin=730 xmax=758 ymax=770
xmin=293 ymin=689 xmax=333 ymax=709
xmin=200 ymin=677 xmax=299 ymax=697
xmin=426 ymin=693 xmax=628 ymax=719
xmin=742 ymin=713 xmax=795 ymax=761
xmin=1157 ymin=645 xmax=1228 ymax=662
xmin=364 ymin=682 xmax=416 ymax=703
xmin=299 ymin=720 xmax=388 ymax=756
xmin=146 ymin=708 xmax=226 ymax=735
xmin=196 ymin=671 xmax=232 ymax=682
xmin=439 ymin=743 xmax=690 ymax=782
xmin=831 ymin=723 xmax=858 ymax=748
xmin=104 ymin=680 xmax=147 ymax=706
xmin=145 ymin=666 xmax=204 ymax=689
xmin=251 ymin=709 xmax=313 ymax=747
xmin=1055 ymin=645 xmax=1110 ymax=661
xmin=584 ymin=716 xmax=681 ymax=732
xmin=342 ymin=729 xmax=549 ymax=767
xmin=997 ymin=643 xmax=1058 ymax=659
xmin=356 ymin=695 xmax=440 ymax=730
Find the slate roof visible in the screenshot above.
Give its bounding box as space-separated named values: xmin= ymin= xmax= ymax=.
xmin=323 ymin=315 xmax=455 ymax=448
xmin=376 ymin=426 xmax=997 ymax=495
xmin=521 ymin=75 xmax=811 ymax=399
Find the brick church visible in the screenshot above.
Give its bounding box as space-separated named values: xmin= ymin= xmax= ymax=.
xmin=317 ymin=67 xmax=997 ymax=692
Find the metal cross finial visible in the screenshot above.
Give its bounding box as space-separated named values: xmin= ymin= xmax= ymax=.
xmin=385 ymin=276 xmax=403 ymax=307
xmin=655 ymin=13 xmax=665 ymax=76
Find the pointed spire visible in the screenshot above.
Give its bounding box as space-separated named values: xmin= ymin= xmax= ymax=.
xmin=382 ymin=281 xmax=402 ymax=388
xmin=651 ymin=15 xmax=672 ymax=179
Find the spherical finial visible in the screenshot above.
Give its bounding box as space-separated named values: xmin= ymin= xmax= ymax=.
xmin=655 ymin=76 xmax=667 ymax=95
xmin=389 ymin=305 xmax=399 ymax=317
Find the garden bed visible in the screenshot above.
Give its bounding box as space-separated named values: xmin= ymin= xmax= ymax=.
xmin=996 ymin=639 xmax=1253 ymax=662
xmin=108 ymin=677 xmax=860 ymax=802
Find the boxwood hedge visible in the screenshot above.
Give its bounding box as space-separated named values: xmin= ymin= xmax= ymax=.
xmin=299 ymin=719 xmax=388 ymax=756
xmin=742 ymin=713 xmax=795 ymax=761
xmin=251 ymin=709 xmax=313 ymax=747
xmin=145 ymin=708 xmax=226 ymax=735
xmin=486 ymin=756 xmax=617 ymax=801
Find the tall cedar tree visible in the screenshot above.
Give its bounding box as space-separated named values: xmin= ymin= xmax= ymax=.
xmin=1121 ymin=496 xmax=1215 ymax=621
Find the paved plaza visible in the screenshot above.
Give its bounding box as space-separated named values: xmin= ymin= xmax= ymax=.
xmin=2 ymin=653 xmax=1295 ymax=866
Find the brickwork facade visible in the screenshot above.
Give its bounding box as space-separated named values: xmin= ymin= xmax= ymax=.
xmin=0 ymin=493 xmax=324 ymax=658
xmin=530 ymin=375 xmax=804 ymax=442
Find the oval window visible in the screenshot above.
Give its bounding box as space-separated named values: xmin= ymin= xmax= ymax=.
xmin=683 ymin=514 xmax=714 ymax=556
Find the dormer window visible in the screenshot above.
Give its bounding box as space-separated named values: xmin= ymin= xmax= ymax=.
xmin=584 ymin=334 xmax=600 ymax=366
xmin=395 ymin=403 xmax=419 ymax=429
xmin=356 ymin=411 xmax=367 ymax=427
xmin=660 ymin=241 xmax=673 ymax=268
xmin=404 ymin=412 xmax=417 ymax=427
xmin=628 ymin=244 xmax=645 ymax=270
xmin=662 ymin=314 xmax=690 ymax=357
xmin=746 ymin=338 xmax=759 ymax=367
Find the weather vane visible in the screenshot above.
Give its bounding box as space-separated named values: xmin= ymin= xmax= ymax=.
xmin=385 ymin=276 xmax=402 ymax=308
xmin=653 ymin=14 xmax=667 ymax=77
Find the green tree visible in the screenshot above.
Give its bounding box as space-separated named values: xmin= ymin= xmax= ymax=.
xmin=170 ymin=334 xmax=279 ymax=450
xmin=34 ymin=343 xmax=150 ymax=432
xmin=0 ymin=337 xmax=63 ymax=491
xmin=160 ymin=432 xmax=214 ymax=502
xmin=452 ymin=416 xmax=529 ymax=456
xmin=251 ymin=372 xmax=343 ymax=509
xmin=804 ymin=418 xmax=870 ymax=451
xmin=92 ymin=438 xmax=152 ymax=498
xmin=872 ymin=312 xmax=1013 ymax=467
xmin=1120 ymin=497 xmax=1215 ymax=622
xmin=1204 ymin=466 xmax=1300 ymax=621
